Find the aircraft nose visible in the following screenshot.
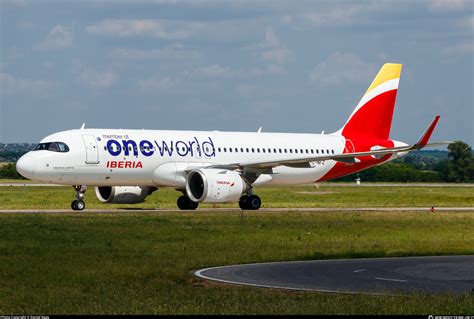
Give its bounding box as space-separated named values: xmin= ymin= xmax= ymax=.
xmin=16 ymin=152 xmax=37 ymax=179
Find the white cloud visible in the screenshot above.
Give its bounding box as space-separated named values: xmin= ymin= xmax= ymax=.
xmin=3 ymin=0 xmax=29 ymax=6
xmin=111 ymin=44 xmax=201 ymax=60
xmin=308 ymin=52 xmax=376 ymax=86
xmin=427 ymin=0 xmax=471 ymax=11
xmin=0 ymin=72 xmax=56 ymax=95
xmin=443 ymin=42 xmax=474 ymax=55
xmin=284 ymin=2 xmax=393 ymax=29
xmin=87 ymin=17 xmax=267 ymax=42
xmin=138 ymin=74 xmax=176 ymax=91
xmin=252 ymin=27 xmax=291 ymax=69
xmin=73 ymin=64 xmax=118 ymax=89
xmin=34 ymin=25 xmax=73 ymax=51
xmin=86 ymin=19 xmax=199 ymax=39
xmin=193 ymin=64 xmax=232 ymax=78
xmin=463 ymin=15 xmax=474 ymax=29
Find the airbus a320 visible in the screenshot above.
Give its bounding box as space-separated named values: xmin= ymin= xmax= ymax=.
xmin=16 ymin=63 xmax=450 ymax=210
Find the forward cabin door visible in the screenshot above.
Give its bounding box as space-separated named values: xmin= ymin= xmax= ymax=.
xmin=82 ymin=134 xmax=100 ymax=164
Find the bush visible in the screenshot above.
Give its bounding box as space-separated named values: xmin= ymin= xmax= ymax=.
xmin=0 ymin=163 xmax=25 ymax=179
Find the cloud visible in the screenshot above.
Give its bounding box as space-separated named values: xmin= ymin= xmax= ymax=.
xmin=427 ymin=0 xmax=472 ymax=11
xmin=34 ymin=25 xmax=73 ymax=51
xmin=443 ymin=42 xmax=474 ymax=56
xmin=110 ymin=44 xmax=201 ymax=60
xmin=73 ymin=64 xmax=118 ymax=89
xmin=193 ymin=64 xmax=233 ymax=78
xmin=308 ymin=52 xmax=376 ymax=86
xmin=138 ymin=74 xmax=176 ymax=91
xmin=252 ymin=27 xmax=291 ymax=70
xmin=86 ymin=19 xmax=199 ymax=39
xmin=3 ymin=0 xmax=29 ymax=6
xmin=0 ymin=72 xmax=56 ymax=95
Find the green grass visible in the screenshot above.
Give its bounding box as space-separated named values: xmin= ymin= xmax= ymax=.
xmin=0 ymin=184 xmax=473 ymax=209
xmin=0 ymin=185 xmax=473 ymax=314
xmin=0 ymin=210 xmax=473 ymax=314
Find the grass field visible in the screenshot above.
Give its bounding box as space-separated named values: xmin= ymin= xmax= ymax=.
xmin=0 ymin=184 xmax=473 ymax=210
xmin=0 ymin=186 xmax=473 ymax=314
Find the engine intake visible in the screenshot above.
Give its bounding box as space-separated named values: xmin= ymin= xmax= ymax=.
xmin=185 ymin=168 xmax=245 ymax=203
xmin=95 ymin=186 xmax=157 ymax=204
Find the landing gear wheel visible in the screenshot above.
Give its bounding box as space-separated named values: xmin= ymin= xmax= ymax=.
xmin=71 ymin=200 xmax=85 ymax=211
xmin=177 ymin=195 xmax=198 ymax=210
xmin=247 ymin=195 xmax=261 ymax=210
xmin=71 ymin=185 xmax=87 ymax=211
xmin=239 ymin=195 xmax=248 ymax=210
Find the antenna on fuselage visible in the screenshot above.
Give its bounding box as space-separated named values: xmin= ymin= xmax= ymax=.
xmin=80 ymin=123 xmax=86 ymax=130
xmin=257 ymin=127 xmax=262 ymax=133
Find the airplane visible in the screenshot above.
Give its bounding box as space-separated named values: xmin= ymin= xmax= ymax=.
xmin=16 ymin=63 xmax=451 ymax=211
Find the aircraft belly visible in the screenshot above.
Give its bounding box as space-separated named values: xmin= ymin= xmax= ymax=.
xmin=267 ymin=161 xmax=336 ymax=186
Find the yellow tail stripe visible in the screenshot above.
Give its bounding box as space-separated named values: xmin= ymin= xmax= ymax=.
xmin=365 ymin=63 xmax=402 ymax=95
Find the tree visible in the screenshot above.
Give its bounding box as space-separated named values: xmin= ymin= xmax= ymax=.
xmin=443 ymin=141 xmax=474 ymax=183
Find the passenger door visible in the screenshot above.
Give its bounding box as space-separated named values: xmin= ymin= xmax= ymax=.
xmin=82 ymin=134 xmax=100 ymax=164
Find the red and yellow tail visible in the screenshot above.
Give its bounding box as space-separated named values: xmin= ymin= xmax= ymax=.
xmin=338 ymin=63 xmax=402 ymax=140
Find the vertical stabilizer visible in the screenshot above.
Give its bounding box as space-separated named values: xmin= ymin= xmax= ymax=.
xmin=336 ymin=63 xmax=402 ymax=140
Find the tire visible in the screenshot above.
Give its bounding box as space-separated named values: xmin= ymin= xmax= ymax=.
xmin=239 ymin=195 xmax=248 ymax=210
xmin=71 ymin=200 xmax=78 ymax=210
xmin=177 ymin=195 xmax=199 ymax=210
xmin=247 ymin=195 xmax=261 ymax=210
xmin=188 ymin=199 xmax=198 ymax=210
xmin=177 ymin=195 xmax=188 ymax=210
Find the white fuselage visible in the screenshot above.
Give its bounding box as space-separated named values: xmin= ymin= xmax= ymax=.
xmin=18 ymin=128 xmax=347 ymax=188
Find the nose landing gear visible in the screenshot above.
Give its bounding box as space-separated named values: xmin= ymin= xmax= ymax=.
xmin=71 ymin=185 xmax=87 ymax=211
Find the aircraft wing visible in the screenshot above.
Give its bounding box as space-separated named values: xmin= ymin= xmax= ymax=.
xmin=209 ymin=116 xmax=452 ymax=170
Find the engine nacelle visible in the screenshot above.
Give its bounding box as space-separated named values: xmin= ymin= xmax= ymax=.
xmin=95 ymin=186 xmax=157 ymax=204
xmin=186 ymin=168 xmax=246 ymax=203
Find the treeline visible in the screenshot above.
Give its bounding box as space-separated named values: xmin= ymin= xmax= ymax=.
xmin=0 ymin=141 xmax=472 ymax=182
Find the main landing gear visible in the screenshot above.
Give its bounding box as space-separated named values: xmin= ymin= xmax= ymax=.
xmin=177 ymin=195 xmax=199 ymax=210
xmin=71 ymin=185 xmax=87 ymax=211
xmin=239 ymin=194 xmax=261 ymax=210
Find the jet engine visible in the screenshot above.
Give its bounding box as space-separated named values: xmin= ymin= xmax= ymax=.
xmin=185 ymin=168 xmax=246 ymax=203
xmin=95 ymin=186 xmax=157 ymax=204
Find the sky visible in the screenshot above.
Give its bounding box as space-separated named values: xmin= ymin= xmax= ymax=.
xmin=1 ymin=0 xmax=473 ymax=146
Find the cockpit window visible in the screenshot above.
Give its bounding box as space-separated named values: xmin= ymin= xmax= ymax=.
xmin=34 ymin=142 xmax=69 ymax=153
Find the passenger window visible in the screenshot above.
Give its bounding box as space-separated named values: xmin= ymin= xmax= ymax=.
xmin=246 ymin=148 xmax=249 ymax=152
xmin=240 ymin=148 xmax=244 ymax=152
xmin=229 ymin=148 xmax=233 ymax=153
xmin=252 ymin=148 xmax=255 ymax=153
xmin=235 ymin=148 xmax=238 ymax=152
xmin=289 ymin=149 xmax=293 ymax=153
xmin=224 ymin=148 xmax=227 ymax=152
xmin=311 ymin=149 xmax=314 ymax=154
xmin=257 ymin=148 xmax=260 ymax=153
xmin=262 ymin=148 xmax=266 ymax=153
